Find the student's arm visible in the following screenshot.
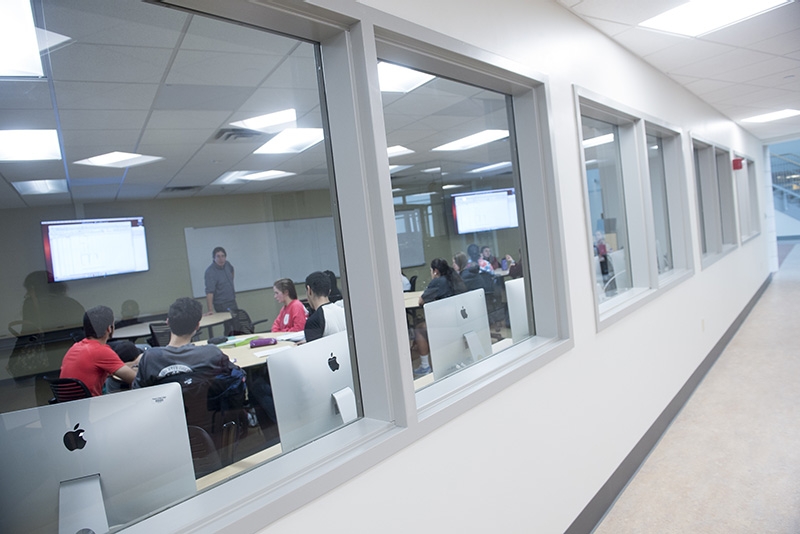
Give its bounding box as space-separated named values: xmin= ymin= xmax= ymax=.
xmin=206 ymin=293 xmax=215 ymax=314
xmin=113 ymin=364 xmax=136 ymax=385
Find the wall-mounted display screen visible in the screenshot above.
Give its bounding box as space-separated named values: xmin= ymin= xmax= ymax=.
xmin=42 ymin=217 xmax=150 ymax=282
xmin=451 ymin=188 xmax=518 ymax=234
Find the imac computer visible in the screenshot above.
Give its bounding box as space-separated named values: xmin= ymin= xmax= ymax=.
xmin=424 ymin=288 xmax=492 ymax=380
xmin=505 ymin=278 xmax=530 ymax=343
xmin=0 ymin=383 xmax=196 ymax=533
xmin=268 ymin=331 xmax=358 ymax=453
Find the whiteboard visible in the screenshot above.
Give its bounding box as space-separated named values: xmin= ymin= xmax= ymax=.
xmin=395 ymin=209 xmax=425 ymax=268
xmin=185 ymin=217 xmax=339 ymax=298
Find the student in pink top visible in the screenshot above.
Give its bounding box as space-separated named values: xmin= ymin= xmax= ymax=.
xmin=271 ymin=278 xmax=307 ymax=332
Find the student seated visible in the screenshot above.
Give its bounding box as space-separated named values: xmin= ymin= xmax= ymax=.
xmin=304 ymin=271 xmax=346 ymax=343
xmin=105 ymin=340 xmax=142 ymax=393
xmin=271 ymin=278 xmax=307 ymax=332
xmin=60 ymin=305 xmax=137 ymax=396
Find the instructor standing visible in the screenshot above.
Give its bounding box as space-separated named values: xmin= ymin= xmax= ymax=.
xmin=205 ymin=246 xmax=237 ymax=314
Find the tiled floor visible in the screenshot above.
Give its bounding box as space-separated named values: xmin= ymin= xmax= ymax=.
xmin=594 ymin=243 xmax=800 ymax=534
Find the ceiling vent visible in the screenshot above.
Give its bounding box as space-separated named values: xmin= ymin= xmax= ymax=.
xmin=211 ymin=128 xmax=267 ymax=143
xmin=162 ymin=186 xmax=202 ymax=193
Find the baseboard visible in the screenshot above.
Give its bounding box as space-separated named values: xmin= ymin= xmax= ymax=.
xmin=565 ymin=273 xmax=773 ymax=534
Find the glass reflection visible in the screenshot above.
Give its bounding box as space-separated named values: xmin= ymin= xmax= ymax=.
xmin=647 ymin=134 xmax=673 ymax=274
xmin=582 ymin=115 xmax=632 ymax=301
xmin=379 ymin=62 xmax=532 ymax=386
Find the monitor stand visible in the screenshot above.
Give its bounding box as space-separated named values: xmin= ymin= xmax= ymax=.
xmin=464 ymin=330 xmax=488 ymax=363
xmin=59 ymin=474 xmax=109 ymax=534
xmin=331 ymin=387 xmax=357 ymax=424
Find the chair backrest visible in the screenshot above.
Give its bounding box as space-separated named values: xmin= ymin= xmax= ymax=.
xmin=409 ymin=275 xmax=418 ymax=291
xmin=227 ymin=309 xmax=254 ymax=336
xmin=46 ymin=377 xmax=92 ymax=403
xmin=187 ymin=425 xmax=222 ymax=478
xmin=148 ymin=322 xmax=171 ymax=347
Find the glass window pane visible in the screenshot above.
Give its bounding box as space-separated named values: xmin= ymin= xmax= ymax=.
xmin=646 ymin=134 xmax=673 ymax=274
xmin=378 ymin=62 xmax=533 ymax=385
xmin=0 ymin=0 xmax=358 ymax=524
xmin=582 ymin=116 xmax=632 ymax=301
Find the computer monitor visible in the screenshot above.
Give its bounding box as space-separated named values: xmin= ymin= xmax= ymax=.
xmin=424 ymin=288 xmax=492 ymax=380
xmin=0 ymin=383 xmax=196 ymax=533
xmin=268 ymin=331 xmax=358 ymax=453
xmin=505 ymin=278 xmax=530 ymax=343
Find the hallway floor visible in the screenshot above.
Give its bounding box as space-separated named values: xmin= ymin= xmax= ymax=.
xmin=594 ymin=243 xmax=800 ymax=534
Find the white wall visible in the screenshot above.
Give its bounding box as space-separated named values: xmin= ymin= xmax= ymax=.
xmin=253 ymin=1 xmax=771 ymax=532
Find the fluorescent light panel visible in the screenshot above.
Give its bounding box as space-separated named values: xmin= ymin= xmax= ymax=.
xmin=35 ymin=28 xmax=73 ymax=53
xmin=213 ymin=170 xmax=295 ymax=185
xmin=442 ymin=184 xmax=464 ymax=190
xmin=639 ymin=0 xmax=791 ymax=37
xmin=0 ymin=0 xmax=43 ymax=77
xmin=74 ymin=151 xmax=163 ymax=168
xmin=741 ymin=109 xmax=800 ymax=123
xmin=469 ymin=161 xmax=512 ymax=174
xmin=582 ymin=133 xmax=615 ymax=149
xmin=230 ymin=109 xmax=297 ymax=133
xmin=255 ymin=128 xmax=324 ymax=154
xmin=12 ymin=179 xmax=68 ymax=195
xmin=0 ymin=130 xmax=61 ymax=161
xmin=432 ymin=130 xmax=509 ymax=151
xmin=389 ymin=165 xmax=413 ymax=174
xmin=387 ymin=145 xmax=414 ymax=157
xmin=378 ymin=62 xmax=435 ymax=93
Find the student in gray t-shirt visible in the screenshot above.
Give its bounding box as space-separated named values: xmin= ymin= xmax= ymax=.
xmin=204 ymin=246 xmax=237 ymax=313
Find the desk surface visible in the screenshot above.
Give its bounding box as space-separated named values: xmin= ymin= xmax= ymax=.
xmin=112 ymin=311 xmax=232 ymax=340
xmin=195 ymin=333 xmax=298 ymax=368
xmin=404 ymin=290 xmax=424 ymax=309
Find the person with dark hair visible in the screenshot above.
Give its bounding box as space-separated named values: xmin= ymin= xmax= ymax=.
xmin=132 ymin=297 xmax=243 ymax=390
xmin=467 ymin=243 xmax=493 ymax=274
xmin=60 ymin=305 xmax=137 ymax=396
xmin=413 ymin=258 xmax=467 ymax=377
xmin=452 ymin=252 xmax=468 ymax=274
xmin=304 ymin=271 xmax=346 ymax=342
xmin=324 ymin=270 xmax=343 ymax=303
xmin=204 ymin=246 xmax=237 ymax=314
xmin=271 ymin=278 xmax=307 ymax=332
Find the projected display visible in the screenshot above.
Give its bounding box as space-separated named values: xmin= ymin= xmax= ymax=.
xmin=42 ymin=217 xmax=150 ymax=282
xmin=452 ymin=188 xmax=518 ymax=234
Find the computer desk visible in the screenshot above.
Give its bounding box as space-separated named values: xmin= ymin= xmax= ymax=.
xmin=112 ymin=311 xmax=232 ymax=341
xmin=194 ymin=333 xmax=298 ymax=368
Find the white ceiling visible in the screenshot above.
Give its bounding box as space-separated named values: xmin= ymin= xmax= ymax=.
xmin=556 ymin=0 xmax=800 ymax=143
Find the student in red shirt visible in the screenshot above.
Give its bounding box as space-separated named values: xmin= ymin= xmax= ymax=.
xmin=60 ymin=305 xmax=136 ymax=396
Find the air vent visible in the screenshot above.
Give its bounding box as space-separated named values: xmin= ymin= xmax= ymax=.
xmin=162 ymin=186 xmax=202 ymax=193
xmin=211 ymin=128 xmax=267 ymax=143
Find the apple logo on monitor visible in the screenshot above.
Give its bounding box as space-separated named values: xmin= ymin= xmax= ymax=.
xmin=328 ymin=352 xmax=340 ymax=372
xmin=63 ymin=423 xmax=87 ymax=451
xmin=460 ymin=307 xmax=468 ymax=319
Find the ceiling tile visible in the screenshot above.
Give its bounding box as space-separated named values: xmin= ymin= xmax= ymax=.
xmin=50 ymin=44 xmax=173 ymax=84
xmin=682 ymin=79 xmax=734 ymax=96
xmin=644 ymin=40 xmax=734 ymax=72
xmin=700 ymin=2 xmax=800 ymax=47
xmin=713 ymin=57 xmax=800 ymax=84
xmin=166 ymin=50 xmax=285 ymax=87
xmin=668 ymin=49 xmax=775 ymax=78
xmin=571 ymin=0 xmax=686 ymax=26
xmin=749 ymin=28 xmax=800 ymax=56
xmin=0 ymin=81 xmax=53 ymax=111
xmin=613 ymin=27 xmax=686 ymax=57
xmin=54 ymin=81 xmax=159 ymax=110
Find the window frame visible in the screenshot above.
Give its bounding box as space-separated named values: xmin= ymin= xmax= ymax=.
xmin=692 ymin=136 xmax=739 ymax=269
xmin=122 ymin=2 xmax=572 ymax=531
xmin=575 ymin=88 xmax=694 ymax=331
xmin=734 ymin=154 xmax=761 ymax=243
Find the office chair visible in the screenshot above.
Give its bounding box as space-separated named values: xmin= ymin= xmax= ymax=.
xmin=187 ymin=425 xmax=222 ymax=478
xmin=409 ymin=275 xmax=417 ymax=292
xmin=46 ymin=377 xmax=92 ymax=403
xmin=227 ymin=309 xmax=271 ymax=336
xmin=148 ymin=322 xmax=171 ymax=347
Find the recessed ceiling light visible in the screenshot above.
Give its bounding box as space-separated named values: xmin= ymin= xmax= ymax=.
xmin=582 ymin=133 xmax=615 ymax=149
xmin=0 ymin=130 xmax=61 ymax=161
xmin=378 ymin=62 xmax=435 ymax=93
xmin=74 ymin=151 xmax=163 ymax=168
xmin=230 ymin=109 xmax=297 ymax=133
xmin=741 ymin=109 xmax=800 ymax=123
xmin=387 ymin=145 xmax=414 ymax=158
xmin=639 ymin=0 xmax=791 ymax=37
xmin=254 ymin=128 xmax=324 ymax=154
xmin=212 ymin=170 xmax=296 ymax=185
xmin=422 ymin=167 xmax=442 ymax=173
xmin=389 ymin=165 xmax=413 ymax=174
xmin=0 ymin=0 xmax=43 ymax=77
xmin=442 ymin=184 xmax=464 ymax=190
xmin=432 ymin=130 xmax=509 ymax=151
xmin=468 ymin=161 xmax=513 ymax=174
xmin=12 ymin=179 xmax=68 ymax=195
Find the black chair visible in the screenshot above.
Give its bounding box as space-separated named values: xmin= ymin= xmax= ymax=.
xmin=148 ymin=322 xmax=171 ymax=347
xmin=187 ymin=425 xmax=222 ymax=478
xmin=409 ymin=275 xmax=417 ymax=292
xmin=45 ymin=377 xmax=91 ymax=403
xmin=227 ymin=309 xmax=270 ymax=336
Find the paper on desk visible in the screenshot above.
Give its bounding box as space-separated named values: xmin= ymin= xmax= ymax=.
xmin=254 ymin=345 xmax=292 ymax=358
